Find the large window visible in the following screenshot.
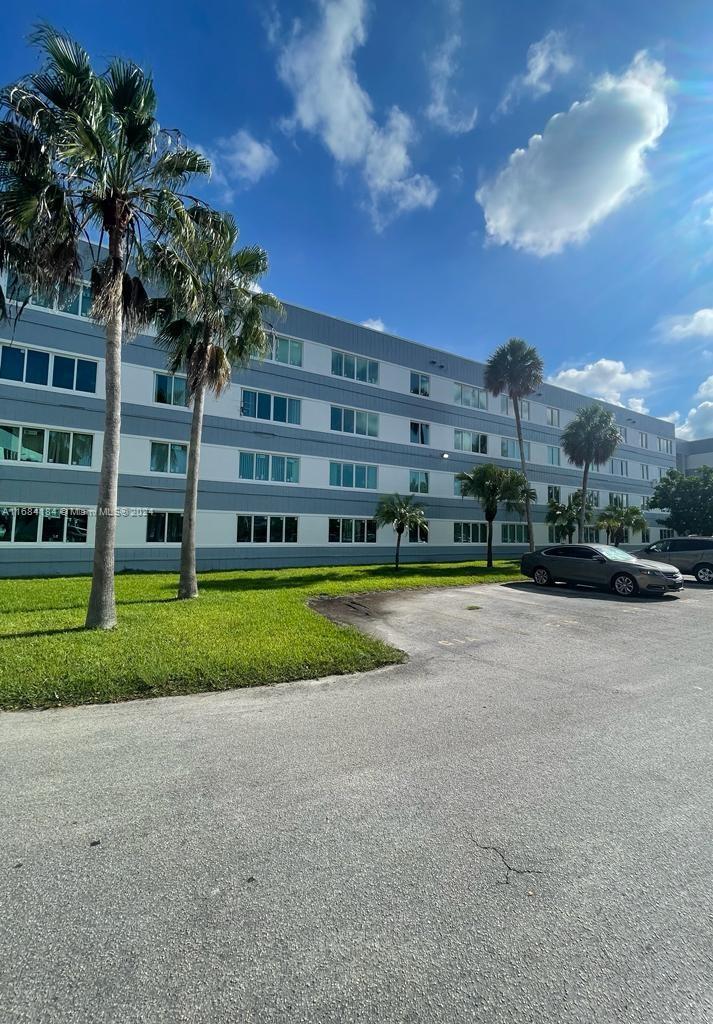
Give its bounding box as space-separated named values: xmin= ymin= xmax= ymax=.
xmin=328 ymin=518 xmax=377 ymax=543
xmin=408 ymin=522 xmax=429 ymax=543
xmin=154 ymin=373 xmax=188 ymax=407
xmin=0 ymin=424 xmax=93 ymax=467
xmin=409 ymin=469 xmax=429 ymax=494
xmin=546 ymin=407 xmax=560 ymax=427
xmin=410 ymin=421 xmax=430 ymax=445
xmin=547 ymin=446 xmax=561 ymax=466
xmin=548 ymin=485 xmax=561 ymax=503
xmin=146 ymin=512 xmax=183 ymax=543
xmin=0 ymin=506 xmax=88 ymax=544
xmin=242 ymin=389 xmax=301 ymax=425
xmin=610 ymin=458 xmax=628 ymax=477
xmin=640 ymin=463 xmax=650 ymax=480
xmin=454 ymin=521 xmax=488 ymax=543
xmin=657 ymin=437 xmax=674 ymax=455
xmin=236 ymin=514 xmax=298 ymax=543
xmin=239 ymin=451 xmax=300 ymax=484
xmin=501 ymin=438 xmax=530 ymax=460
xmin=660 ymin=528 xmax=674 ymax=540
xmin=329 ymin=462 xmax=377 ymax=489
xmin=268 ymin=336 xmax=303 ymax=367
xmin=10 ymin=275 xmax=93 ymax=318
xmin=584 ymin=527 xmax=600 ymax=544
xmin=150 ymin=441 xmax=188 ymax=475
xmin=0 ymin=344 xmax=97 ymax=394
xmin=410 ymin=371 xmax=430 ymax=397
xmin=330 ymin=406 xmax=378 ymax=437
xmin=639 ymin=432 xmax=649 ymax=449
xmin=454 ymin=382 xmax=487 ymax=409
xmin=331 ymin=350 xmax=379 ymax=384
xmin=609 ymin=492 xmax=629 ymax=508
xmin=454 ymin=429 xmax=487 ymax=454
xmin=501 ymin=523 xmax=529 ymax=544
xmin=589 ymin=490 xmax=600 ymax=508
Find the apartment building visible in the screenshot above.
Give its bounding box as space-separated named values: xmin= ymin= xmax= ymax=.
xmin=0 ymin=286 xmax=678 ymax=576
xmin=677 ymin=437 xmax=713 ymax=474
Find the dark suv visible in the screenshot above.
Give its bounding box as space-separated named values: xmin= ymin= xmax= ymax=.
xmin=633 ymin=537 xmax=713 ymax=584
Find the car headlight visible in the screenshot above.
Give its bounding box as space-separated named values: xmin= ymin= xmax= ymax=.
xmin=637 ymin=569 xmax=661 ymax=576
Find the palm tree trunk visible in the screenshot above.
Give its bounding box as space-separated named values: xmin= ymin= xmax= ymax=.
xmin=579 ymin=462 xmax=590 ymax=542
xmin=395 ymin=528 xmax=402 ymax=570
xmin=177 ymin=378 xmax=205 ymax=599
xmin=486 ymin=518 xmax=494 ymax=568
xmin=513 ymin=398 xmax=535 ymax=551
xmin=85 ymin=233 xmax=123 ymax=630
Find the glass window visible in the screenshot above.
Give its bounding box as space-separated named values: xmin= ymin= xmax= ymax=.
xmin=409 ymin=470 xmax=429 ymax=494
xmin=330 ymin=407 xmax=342 ymax=431
xmin=272 ymin=395 xmax=287 ymax=422
xmin=342 ymin=463 xmax=354 ymax=487
xmin=60 ymin=285 xmax=81 ymax=316
xmin=328 ymin=518 xmax=341 ymax=543
xmin=52 ymin=356 xmax=75 ymax=390
xmin=0 ymin=345 xmax=25 ymax=382
xmin=146 ymin=512 xmax=167 ymax=543
xmin=75 ymin=359 xmax=97 ymax=394
xmin=546 ymin=407 xmax=560 ymax=427
xmin=26 ymin=349 xmax=49 ymax=385
xmin=170 ymin=444 xmax=187 ymax=475
xmin=548 ymin=485 xmax=561 ymax=502
xmin=547 ymin=446 xmax=561 ymax=466
xmin=410 ymin=422 xmax=430 ymax=445
xmin=454 ymin=383 xmax=487 ymax=409
xmin=500 ymin=396 xmax=511 ymax=415
xmin=331 ymin=351 xmax=343 ymax=376
xmin=41 ymin=510 xmax=66 ymax=543
xmin=0 ymin=508 xmax=12 ymax=542
xmin=287 ymin=399 xmax=301 ymax=425
xmin=239 ymin=452 xmax=255 ymax=479
xmin=155 ymin=374 xmax=171 ymax=405
xmin=166 ymin=513 xmax=183 ymax=543
xmin=271 ymin=455 xmax=286 ymax=482
xmin=14 ymin=509 xmax=39 ymax=542
xmin=285 ymin=517 xmax=298 ymax=543
xmin=237 ymin=515 xmax=252 ymax=543
xmin=341 ymin=519 xmax=353 ymax=543
xmin=150 ymin=442 xmax=169 ymax=473
xmin=257 ymin=392 xmax=272 ymax=419
xmin=0 ymin=425 xmax=20 ymax=461
xmin=409 ymin=523 xmax=428 ymax=543
xmin=354 ymin=464 xmax=366 ymax=489
xmin=253 ymin=515 xmax=268 ymax=543
xmin=640 ymin=463 xmax=649 ymax=480
xmin=172 ymin=376 xmax=188 ymax=407
xmin=639 ymin=432 xmax=649 ymax=449
xmin=520 ymin=400 xmax=531 ymax=420
xmin=47 ymin=430 xmax=71 ymax=465
xmin=20 ymin=427 xmax=45 ymax=462
xmin=329 ymin=462 xmax=342 ymax=486
xmin=354 ymin=519 xmax=366 ymax=543
xmin=270 ymin=516 xmax=284 ymax=543
xmin=70 ymin=433 xmax=93 ymax=467
xmin=410 ymin=372 xmax=430 ymax=397
xmin=501 ymin=438 xmax=530 ymax=460
xmin=66 ymin=512 xmax=88 ymax=543
xmin=255 ymin=453 xmax=270 ymax=481
xmin=455 ymin=430 xmax=487 ymax=455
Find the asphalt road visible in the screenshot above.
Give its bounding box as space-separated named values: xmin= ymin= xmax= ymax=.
xmin=2 ymin=580 xmax=712 ymax=1024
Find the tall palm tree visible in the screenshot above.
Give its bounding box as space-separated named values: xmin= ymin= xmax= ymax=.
xmin=561 ymin=405 xmax=622 ymax=543
xmin=374 ymin=493 xmax=428 ymax=570
xmin=146 ymin=206 xmax=282 ymax=599
xmin=456 ymin=463 xmax=530 ymax=568
xmin=0 ymin=26 xmax=209 ymax=628
xmin=597 ymin=504 xmax=647 ymax=546
xmin=484 ymin=338 xmax=544 ymax=553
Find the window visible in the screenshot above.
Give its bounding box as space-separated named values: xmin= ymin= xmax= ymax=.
xmin=239 ymin=451 xmax=300 ymax=484
xmin=657 ymin=437 xmax=674 ymax=455
xmin=454 ymin=429 xmax=487 ymax=454
xmin=0 ymin=344 xmax=97 ymax=394
xmin=584 ymin=527 xmax=600 ymax=544
xmin=330 ymin=405 xmax=378 ymax=437
xmin=329 ymin=461 xmax=378 ymax=489
xmin=0 ymin=424 xmax=93 ymax=468
xmin=609 ymin=492 xmax=629 ymax=508
xmin=547 ymin=485 xmax=561 ymax=503
xmin=454 ymin=476 xmax=465 ymax=496
xmin=639 ymin=432 xmax=649 ymax=449
xmin=58 ymin=280 xmax=93 ymax=318
xmin=150 ymin=441 xmax=187 ymax=475
xmin=0 ymin=506 xmax=88 ymax=544
xmin=501 ymin=438 xmax=530 ymax=460
xmin=501 ymin=523 xmax=530 ymax=544
xmin=589 ymin=490 xmax=600 ymax=508
xmin=331 ymin=350 xmax=379 ymax=384
xmin=409 ymin=469 xmax=429 ymax=494
xmin=520 ymin=400 xmax=531 ymax=420
xmin=146 ymin=512 xmax=183 ymax=543
xmin=410 ymin=421 xmax=430 ymax=445
xmin=610 ymin=458 xmax=628 ymax=476
xmin=242 ymin=389 xmax=301 ymax=425
xmin=546 ymin=407 xmax=560 ymax=427
xmin=268 ymin=336 xmax=303 ymax=367
xmin=547 ymin=446 xmax=561 ymax=466
xmin=548 ymin=526 xmax=566 ymax=543
xmin=328 ymin=518 xmax=377 ymax=543
xmin=500 ymin=396 xmax=511 ymax=415
xmin=154 ymin=373 xmax=188 ymax=407
xmin=660 ymin=528 xmax=674 ymax=540
xmin=408 ymin=522 xmax=429 ymax=543
xmin=655 ymin=466 xmax=665 ymax=480
xmin=453 ymin=522 xmax=488 ymax=543
xmin=641 ymin=528 xmax=651 ymax=543
xmin=410 ymin=371 xmax=430 ymax=397
xmin=454 ymin=382 xmax=487 ymax=409
xmin=236 ymin=514 xmax=298 ymax=543
xmin=640 ymin=463 xmax=650 ymax=480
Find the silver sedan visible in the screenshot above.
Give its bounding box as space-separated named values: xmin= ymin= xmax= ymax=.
xmin=521 ymin=543 xmax=684 ymax=597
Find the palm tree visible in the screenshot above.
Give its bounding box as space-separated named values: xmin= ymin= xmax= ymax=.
xmin=484 ymin=338 xmax=544 ymax=553
xmin=146 ymin=206 xmax=282 ymax=599
xmin=597 ymin=504 xmax=647 ymax=546
xmin=456 ymin=464 xmax=530 ymax=568
xmin=0 ymin=27 xmax=210 ymax=628
xmin=545 ymin=491 xmax=594 ymax=544
xmin=374 ymin=493 xmax=428 ymax=570
xmin=561 ymin=405 xmax=622 ymax=543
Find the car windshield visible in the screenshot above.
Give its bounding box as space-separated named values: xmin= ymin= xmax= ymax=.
xmin=599 ymin=545 xmax=637 ymax=562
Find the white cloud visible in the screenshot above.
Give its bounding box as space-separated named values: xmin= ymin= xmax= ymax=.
xmin=361 ymin=317 xmax=385 ymax=331
xmin=548 ymin=358 xmax=652 ymax=407
xmin=677 ymin=401 xmax=713 ymax=440
xmin=662 ymin=308 xmax=713 ymax=340
xmin=477 ymin=52 xmax=671 ymax=256
xmin=201 ymin=130 xmax=278 ymax=201
xmin=424 ymin=0 xmax=477 ymax=135
xmin=695 ymin=374 xmax=713 ymax=399
xmin=497 ymin=30 xmax=573 ymax=116
xmin=627 ymin=397 xmax=650 ymax=414
xmin=277 ymin=0 xmax=437 ymax=229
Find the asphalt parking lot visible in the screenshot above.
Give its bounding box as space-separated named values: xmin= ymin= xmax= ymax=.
xmin=2 ymin=579 xmax=712 ymax=1023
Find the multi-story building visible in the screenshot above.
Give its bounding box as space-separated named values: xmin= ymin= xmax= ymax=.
xmin=677 ymin=437 xmax=713 ymax=475
xmin=0 ymin=283 xmax=678 ymax=576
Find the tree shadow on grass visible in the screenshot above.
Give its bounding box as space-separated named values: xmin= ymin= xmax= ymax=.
xmin=0 ymin=625 xmax=87 ymax=641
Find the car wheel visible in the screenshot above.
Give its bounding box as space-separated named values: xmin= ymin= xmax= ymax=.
xmin=533 ymin=566 xmax=553 ymax=587
xmin=612 ymin=572 xmax=638 ymax=597
xmin=694 ymin=563 xmax=713 ymax=585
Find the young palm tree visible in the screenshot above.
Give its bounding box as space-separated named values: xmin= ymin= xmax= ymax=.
xmin=0 ymin=27 xmax=210 ymax=628
xmin=456 ymin=463 xmax=530 ymax=568
xmin=373 ymin=493 xmax=428 ymax=571
xmin=484 ymin=338 xmax=544 ymax=553
xmin=561 ymin=406 xmax=622 ymax=543
xmin=597 ymin=504 xmax=647 ymax=546
xmin=146 ymin=206 xmax=282 ymax=599
xmin=545 ymin=491 xmax=594 ymax=544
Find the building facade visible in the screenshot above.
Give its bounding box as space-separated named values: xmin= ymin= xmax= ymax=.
xmin=0 ymin=288 xmax=678 ymax=577
xmin=677 ymin=437 xmax=713 ymax=475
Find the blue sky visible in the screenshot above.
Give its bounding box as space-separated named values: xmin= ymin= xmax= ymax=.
xmin=5 ymin=0 xmax=713 ymax=436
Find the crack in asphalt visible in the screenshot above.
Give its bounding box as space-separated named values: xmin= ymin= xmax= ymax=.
xmin=469 ymin=836 xmax=543 ymax=886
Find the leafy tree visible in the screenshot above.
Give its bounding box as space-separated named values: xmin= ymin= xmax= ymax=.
xmin=146 ymin=206 xmax=282 ymax=599
xmin=545 ymin=491 xmax=595 ymax=544
xmin=484 ymin=337 xmax=544 ymax=552
xmin=650 ymin=467 xmax=713 ymax=536
xmin=374 ymin=493 xmax=428 ymax=570
xmin=0 ymin=26 xmax=209 ymax=628
xmin=561 ymin=405 xmax=622 ymax=542
xmin=597 ymin=504 xmax=647 ymax=546
xmin=456 ymin=464 xmax=531 ymax=568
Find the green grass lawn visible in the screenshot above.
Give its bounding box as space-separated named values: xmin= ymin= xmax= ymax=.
xmin=0 ymin=560 xmax=522 ymax=711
